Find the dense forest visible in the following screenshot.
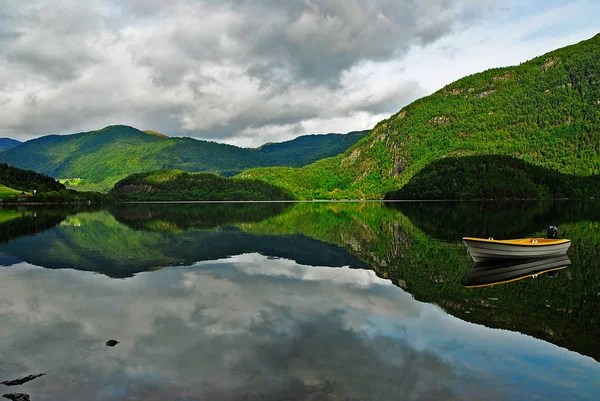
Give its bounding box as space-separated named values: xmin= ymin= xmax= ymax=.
xmin=241 ymin=34 xmax=600 ymax=199
xmin=110 ymin=170 xmax=295 ymax=201
xmin=386 ymin=155 xmax=600 ymax=199
xmin=0 ymin=162 xmax=64 ymax=192
xmin=0 ymin=125 xmax=368 ymax=192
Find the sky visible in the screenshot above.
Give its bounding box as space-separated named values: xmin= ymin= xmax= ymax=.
xmin=0 ymin=0 xmax=599 ymax=147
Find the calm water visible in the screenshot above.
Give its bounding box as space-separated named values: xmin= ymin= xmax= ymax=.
xmin=0 ymin=201 xmax=599 ymax=401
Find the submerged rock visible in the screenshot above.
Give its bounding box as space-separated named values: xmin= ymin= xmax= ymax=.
xmin=1 ymin=374 xmax=45 ymax=386
xmin=105 ymin=339 xmax=120 ymax=347
xmin=2 ymin=394 xmax=30 ymax=401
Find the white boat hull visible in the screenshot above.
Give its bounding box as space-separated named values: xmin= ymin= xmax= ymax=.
xmin=463 ymin=238 xmax=571 ymax=262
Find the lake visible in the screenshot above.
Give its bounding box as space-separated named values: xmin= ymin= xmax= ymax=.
xmin=0 ymin=201 xmax=598 ymax=401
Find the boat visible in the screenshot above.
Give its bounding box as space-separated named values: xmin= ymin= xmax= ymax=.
xmin=462 ymin=255 xmax=571 ymax=288
xmin=462 ymin=237 xmax=571 ymax=262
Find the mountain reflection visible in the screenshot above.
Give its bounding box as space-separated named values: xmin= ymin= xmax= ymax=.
xmin=0 ymin=204 xmax=367 ymax=277
xmin=110 ymin=202 xmax=293 ymax=231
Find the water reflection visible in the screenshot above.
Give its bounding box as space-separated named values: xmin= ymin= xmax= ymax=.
xmin=462 ymin=255 xmax=571 ymax=288
xmin=0 ymin=201 xmax=599 ymax=378
xmin=389 ymin=200 xmax=600 ymax=241
xmin=110 ymin=202 xmax=293 ymax=231
xmin=1 ymin=255 xmax=598 ymax=400
xmin=0 ymin=205 xmax=367 ymax=277
xmin=383 ymin=201 xmax=600 ymax=362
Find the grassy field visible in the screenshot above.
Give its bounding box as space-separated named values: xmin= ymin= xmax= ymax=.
xmin=0 ymin=184 xmax=25 ymax=199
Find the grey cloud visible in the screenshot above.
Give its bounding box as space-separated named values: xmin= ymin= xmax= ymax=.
xmin=0 ymin=0 xmax=490 ymax=144
xmin=236 ymin=0 xmax=481 ymax=84
xmin=0 ymin=0 xmax=104 ymax=81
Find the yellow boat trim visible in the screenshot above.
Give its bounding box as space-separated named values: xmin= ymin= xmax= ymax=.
xmin=462 ymin=237 xmax=571 ymax=246
xmin=464 ymin=266 xmax=568 ymax=288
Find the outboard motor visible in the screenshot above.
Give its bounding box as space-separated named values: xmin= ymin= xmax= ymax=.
xmin=547 ymin=225 xmax=558 ymax=239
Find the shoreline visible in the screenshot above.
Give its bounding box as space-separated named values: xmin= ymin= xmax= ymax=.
xmin=0 ymin=197 xmax=597 ymax=206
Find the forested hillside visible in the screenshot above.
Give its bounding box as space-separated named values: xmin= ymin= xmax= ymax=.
xmin=110 ymin=170 xmax=294 ymax=201
xmin=387 ymin=155 xmax=600 ymax=200
xmin=0 ymin=163 xmax=109 ymax=203
xmin=0 ymin=163 xmax=64 ymax=193
xmin=240 ymin=34 xmax=600 ymax=199
xmin=0 ymin=125 xmax=367 ymax=192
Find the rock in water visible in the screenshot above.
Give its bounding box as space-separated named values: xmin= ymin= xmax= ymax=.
xmin=1 ymin=374 xmax=45 ymax=386
xmin=105 ymin=339 xmax=120 ymax=347
xmin=2 ymin=393 xmax=30 ymax=401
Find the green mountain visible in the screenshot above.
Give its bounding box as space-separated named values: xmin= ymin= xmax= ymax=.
xmin=110 ymin=169 xmax=294 ymax=201
xmin=240 ymin=34 xmax=600 ymax=199
xmin=0 ymin=138 xmax=21 ymax=151
xmin=0 ymin=125 xmax=368 ymax=192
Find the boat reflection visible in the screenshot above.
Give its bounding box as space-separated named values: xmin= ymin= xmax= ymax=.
xmin=461 ymin=255 xmax=571 ymax=288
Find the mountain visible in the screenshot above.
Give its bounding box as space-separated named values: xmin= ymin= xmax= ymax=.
xmin=256 ymin=130 xmax=368 ymax=166
xmin=0 ymin=125 xmax=368 ymax=192
xmin=0 ymin=138 xmax=21 ymax=151
xmin=240 ymin=34 xmax=600 ymax=199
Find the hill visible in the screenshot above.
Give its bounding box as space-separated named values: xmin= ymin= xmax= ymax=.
xmin=240 ymin=34 xmax=600 ymax=199
xmin=386 ymin=155 xmax=600 ymax=200
xmin=0 ymin=162 xmax=64 ymax=193
xmin=110 ymin=170 xmax=294 ymax=201
xmin=0 ymin=163 xmax=109 ymax=203
xmin=0 ymin=138 xmax=21 ymax=151
xmin=0 ymin=125 xmax=368 ymax=192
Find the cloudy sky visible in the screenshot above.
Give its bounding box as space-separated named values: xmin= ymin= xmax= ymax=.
xmin=0 ymin=0 xmax=599 ymax=146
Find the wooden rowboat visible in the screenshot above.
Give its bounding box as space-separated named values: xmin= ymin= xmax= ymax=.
xmin=462 ymin=237 xmax=571 ymax=262
xmin=461 ymin=255 xmax=571 ymax=288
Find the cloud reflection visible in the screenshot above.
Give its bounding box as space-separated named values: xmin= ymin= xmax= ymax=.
xmin=0 ymin=256 xmax=598 ymax=400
